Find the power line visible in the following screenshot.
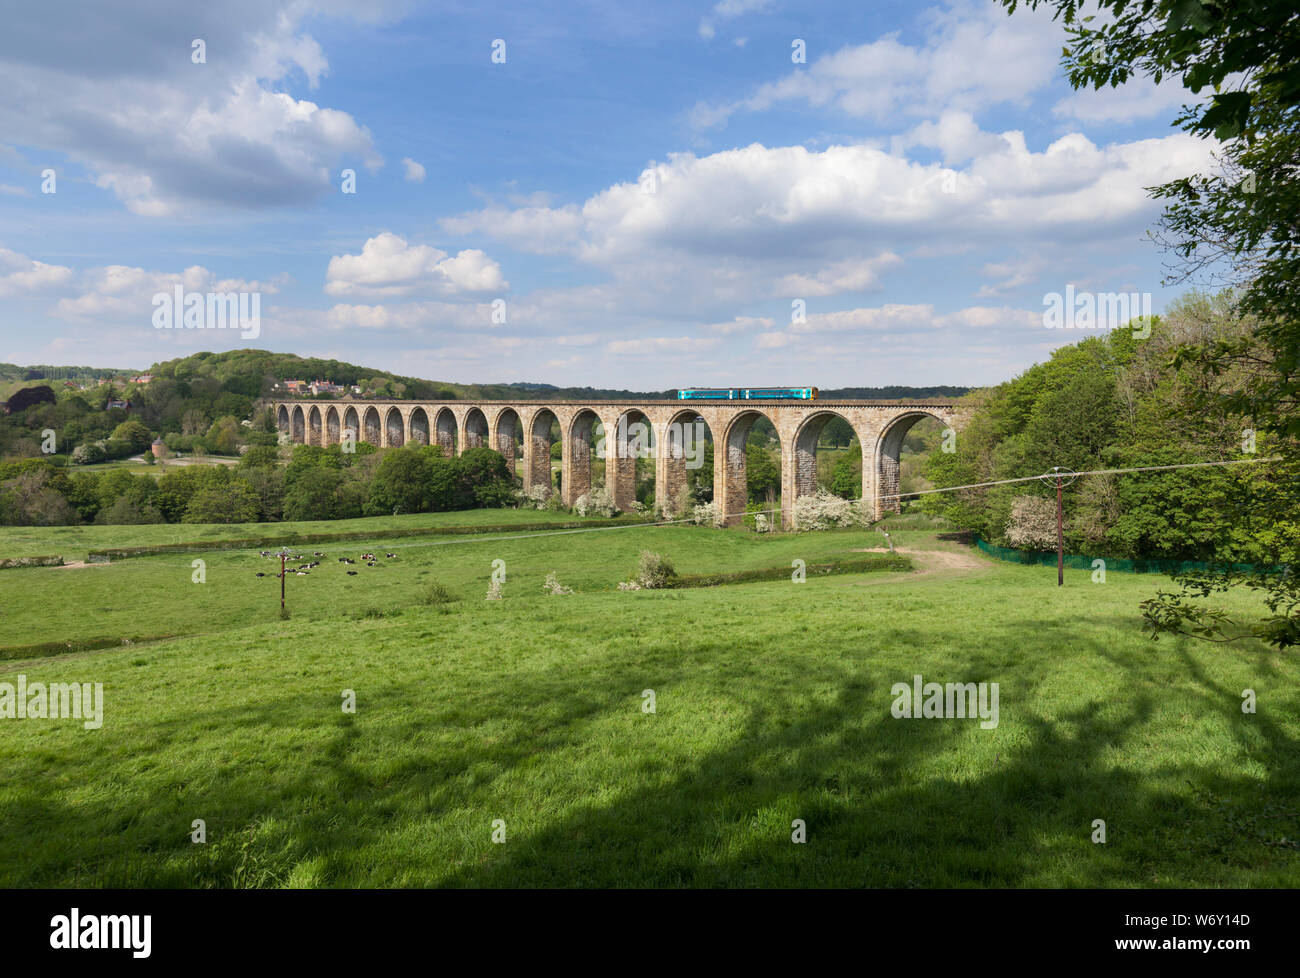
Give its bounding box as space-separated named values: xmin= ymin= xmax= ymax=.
xmin=868 ymin=457 xmax=1284 ymax=499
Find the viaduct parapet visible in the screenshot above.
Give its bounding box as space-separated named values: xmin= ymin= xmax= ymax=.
xmin=270 ymin=398 xmax=968 ymax=528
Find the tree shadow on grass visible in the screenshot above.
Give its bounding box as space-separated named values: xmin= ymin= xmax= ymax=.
xmin=2 ymin=610 xmax=1297 ymax=887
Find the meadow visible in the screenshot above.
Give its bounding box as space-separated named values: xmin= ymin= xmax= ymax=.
xmin=0 ymin=513 xmax=1296 ymax=887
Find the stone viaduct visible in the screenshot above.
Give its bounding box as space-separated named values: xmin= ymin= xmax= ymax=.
xmin=270 ymin=398 xmax=967 ymax=528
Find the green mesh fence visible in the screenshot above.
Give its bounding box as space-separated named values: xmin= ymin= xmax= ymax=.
xmin=973 ymin=537 xmax=1264 ymax=575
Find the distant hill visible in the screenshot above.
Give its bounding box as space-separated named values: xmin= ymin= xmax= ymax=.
xmin=4 ymin=350 xmax=972 ymax=403
xmin=820 ymin=385 xmax=970 ymax=400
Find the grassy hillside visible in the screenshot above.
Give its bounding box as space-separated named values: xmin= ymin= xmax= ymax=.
xmin=0 ymin=516 xmax=1294 ymax=887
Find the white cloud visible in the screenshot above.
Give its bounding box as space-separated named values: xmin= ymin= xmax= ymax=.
xmin=324 ymin=233 xmax=507 ymax=297
xmin=448 ymin=130 xmax=1214 ymax=275
xmin=52 ymin=264 xmax=281 ymax=321
xmin=402 ymin=157 xmax=426 ymax=183
xmin=0 ymin=1 xmax=384 ymax=215
xmin=774 ymin=254 xmax=902 ymax=297
xmin=1053 ymin=77 xmax=1196 ymax=125
xmin=690 ymin=0 xmax=1064 ymax=130
xmin=699 ymin=0 xmax=773 ymax=40
xmin=0 ymin=247 xmax=73 ymax=297
xmin=606 ymin=336 xmax=721 ymax=355
xmin=702 ymin=315 xmax=776 ymax=334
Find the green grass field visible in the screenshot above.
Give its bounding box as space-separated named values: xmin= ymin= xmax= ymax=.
xmin=1 ymin=513 xmax=1296 ymax=887
xmin=0 ymin=506 xmax=622 ymax=561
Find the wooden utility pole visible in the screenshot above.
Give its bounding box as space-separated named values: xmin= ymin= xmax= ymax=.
xmin=279 ymin=547 xmax=288 ymax=610
xmin=1038 ymin=467 xmax=1077 ymax=587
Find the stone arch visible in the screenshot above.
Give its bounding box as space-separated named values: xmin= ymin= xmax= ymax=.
xmin=343 ymin=407 xmax=360 ymax=446
xmin=291 ymin=405 xmax=305 ymax=444
xmin=492 ymin=408 xmax=523 ymax=484
xmin=526 ymin=408 xmax=559 ymax=498
xmin=325 ymin=407 xmax=340 ymax=446
xmin=277 ymin=404 xmax=290 ymax=435
xmin=717 ymin=409 xmax=780 ymax=527
xmin=463 ymin=407 xmax=489 ymax=450
xmin=385 ymin=406 xmax=406 ymax=447
xmin=565 ymin=408 xmax=606 ymax=507
xmin=873 ymin=410 xmax=948 ymax=517
xmin=307 ymin=406 xmax=323 ymax=446
xmin=790 ymin=410 xmax=860 ymax=515
xmin=606 ymin=409 xmax=657 ymax=512
xmin=362 ymin=406 xmax=382 ymax=446
xmin=661 ymin=408 xmax=712 ymax=516
xmin=434 ymin=408 xmax=457 ymax=455
xmin=409 ymin=407 xmax=430 ymax=446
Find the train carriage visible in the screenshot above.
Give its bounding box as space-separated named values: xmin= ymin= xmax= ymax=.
xmin=677 ymin=387 xmax=818 ymax=401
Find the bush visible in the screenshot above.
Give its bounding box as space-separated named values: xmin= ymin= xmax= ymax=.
xmin=1005 ymin=495 xmax=1059 ymax=550
xmin=573 ymin=486 xmax=618 ymax=518
xmin=111 ymin=420 xmax=154 ymax=454
xmin=70 ymin=443 xmax=106 ymax=465
xmin=420 ymin=582 xmax=458 ymax=605
xmin=689 ymin=500 xmax=723 ymax=527
xmin=791 ymin=489 xmax=868 ymax=530
xmin=626 ymin=550 xmax=675 ymax=590
xmin=543 ymin=571 xmax=573 ymax=595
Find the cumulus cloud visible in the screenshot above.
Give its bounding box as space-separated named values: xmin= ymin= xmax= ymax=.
xmin=690 ymin=0 xmax=1064 ymax=130
xmin=324 ymin=233 xmax=507 ymax=298
xmin=402 ymin=158 xmax=426 ymax=183
xmin=0 ymin=0 xmax=384 ymax=215
xmin=0 ymin=247 xmax=73 ymax=297
xmin=774 ymin=254 xmax=902 ymax=297
xmin=52 ymin=264 xmax=283 ymax=321
xmin=444 ymin=129 xmax=1215 ymax=277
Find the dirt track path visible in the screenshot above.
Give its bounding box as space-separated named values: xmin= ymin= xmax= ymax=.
xmin=853 ymin=545 xmax=991 ymax=578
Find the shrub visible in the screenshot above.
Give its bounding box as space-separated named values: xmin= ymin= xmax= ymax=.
xmin=70 ymin=443 xmax=106 ymax=465
xmin=574 ymin=486 xmax=618 ymax=518
xmin=689 ymin=500 xmax=722 ymax=527
xmin=519 ymin=485 xmax=551 ymax=510
xmin=627 ymin=550 xmax=675 ymax=589
xmin=543 ymin=571 xmax=573 ymax=595
xmin=791 ymin=489 xmax=868 ymax=531
xmin=420 ymin=582 xmax=458 ymax=605
xmin=1005 ymin=495 xmax=1059 ymax=550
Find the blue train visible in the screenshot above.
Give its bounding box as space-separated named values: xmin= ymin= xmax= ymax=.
xmin=677 ymin=387 xmax=818 ymax=401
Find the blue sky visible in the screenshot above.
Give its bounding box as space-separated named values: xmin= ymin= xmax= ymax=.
xmin=0 ymin=0 xmax=1212 ymax=388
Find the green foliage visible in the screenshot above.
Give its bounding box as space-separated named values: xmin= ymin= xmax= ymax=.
xmin=281 ymin=467 xmax=343 ymax=522
xmin=183 ymin=479 xmax=262 ymax=524
xmin=205 ymin=416 xmax=243 ymax=455
xmin=922 ymin=299 xmax=1297 ymax=565
xmin=110 ymin=419 xmax=153 ymax=454
xmin=634 ymin=550 xmax=676 ymax=589
xmin=367 ymin=447 xmax=433 ymax=515
xmin=744 ymin=444 xmax=779 ymax=503
xmin=830 ymin=443 xmax=862 ymax=499
xmin=998 ymin=1 xmax=1300 ymax=650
